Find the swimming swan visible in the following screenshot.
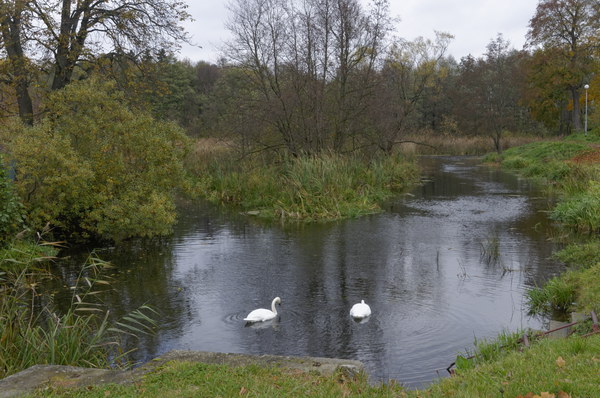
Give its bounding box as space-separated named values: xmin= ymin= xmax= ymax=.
xmin=350 ymin=300 xmax=371 ymax=319
xmin=244 ymin=297 xmax=281 ymax=323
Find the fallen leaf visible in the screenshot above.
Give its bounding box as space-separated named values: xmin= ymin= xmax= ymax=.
xmin=556 ymin=356 xmax=566 ymax=367
xmin=557 ymin=392 xmax=571 ymax=398
xmin=540 ymin=392 xmax=555 ymax=398
xmin=239 ymin=386 xmax=248 ymax=395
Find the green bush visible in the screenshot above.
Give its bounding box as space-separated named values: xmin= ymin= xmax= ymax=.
xmin=3 ymin=78 xmax=190 ymax=242
xmin=0 ymin=156 xmax=24 ymax=246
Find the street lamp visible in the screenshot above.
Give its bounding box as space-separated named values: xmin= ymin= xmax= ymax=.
xmin=584 ymin=84 xmax=589 ymax=135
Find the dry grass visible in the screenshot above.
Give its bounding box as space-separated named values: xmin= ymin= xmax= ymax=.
xmin=401 ymin=132 xmax=550 ymax=156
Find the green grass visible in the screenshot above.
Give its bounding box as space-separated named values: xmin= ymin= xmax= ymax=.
xmin=32 ymin=362 xmax=406 ymax=397
xmin=492 ymin=131 xmax=600 ymax=317
xmin=555 ymin=239 xmax=600 ymax=269
xmin=416 ymin=334 xmax=600 ymax=398
xmin=28 ymin=335 xmax=600 ymax=398
xmin=192 ymin=152 xmax=419 ymax=221
xmin=526 ymin=276 xmax=577 ymax=314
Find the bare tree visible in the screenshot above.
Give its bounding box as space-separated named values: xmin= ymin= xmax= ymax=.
xmin=367 ymin=32 xmax=452 ymax=153
xmin=225 ymin=0 xmax=392 ymax=155
xmin=0 ymin=0 xmax=34 ymax=124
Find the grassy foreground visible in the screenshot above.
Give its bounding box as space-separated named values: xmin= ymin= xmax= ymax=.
xmin=29 ymin=334 xmax=600 ymax=397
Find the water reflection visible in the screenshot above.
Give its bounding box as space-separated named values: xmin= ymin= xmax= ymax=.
xmin=53 ymin=156 xmax=563 ymax=389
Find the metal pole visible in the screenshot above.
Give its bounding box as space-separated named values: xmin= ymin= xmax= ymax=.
xmin=585 ymin=89 xmax=588 ymax=135
xmin=584 ymin=84 xmax=589 ymax=135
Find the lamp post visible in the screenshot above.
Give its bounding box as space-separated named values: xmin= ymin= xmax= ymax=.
xmin=584 ymin=84 xmax=589 ymax=135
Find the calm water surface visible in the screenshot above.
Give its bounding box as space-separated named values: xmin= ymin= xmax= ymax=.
xmin=56 ymin=156 xmax=565 ymax=388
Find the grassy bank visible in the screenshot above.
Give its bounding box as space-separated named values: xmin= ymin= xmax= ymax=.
xmin=27 ymin=334 xmax=600 ymax=397
xmin=187 ymin=142 xmax=419 ymax=221
xmin=484 ymin=131 xmax=600 ymax=316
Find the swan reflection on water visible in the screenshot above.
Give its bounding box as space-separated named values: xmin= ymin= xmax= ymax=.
xmin=245 ymin=317 xmax=280 ymax=330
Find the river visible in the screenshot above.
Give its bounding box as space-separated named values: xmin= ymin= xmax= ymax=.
xmin=53 ymin=156 xmax=565 ymax=388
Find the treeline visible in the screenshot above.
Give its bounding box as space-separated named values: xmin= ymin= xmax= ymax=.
xmin=1 ymin=0 xmax=598 ymax=154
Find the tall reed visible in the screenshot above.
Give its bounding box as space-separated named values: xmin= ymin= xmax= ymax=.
xmin=0 ymin=250 xmax=156 ymax=378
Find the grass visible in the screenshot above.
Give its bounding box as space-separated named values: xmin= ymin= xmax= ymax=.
xmin=401 ymin=131 xmax=545 ymax=156
xmin=488 ymin=130 xmax=600 ymax=317
xmin=32 ymin=363 xmax=407 ymax=397
xmin=0 ymin=247 xmax=157 ymax=379
xmin=188 ymin=147 xmax=419 ymax=222
xmin=418 ymin=334 xmax=600 ymax=398
xmin=27 ymin=334 xmax=600 ymax=397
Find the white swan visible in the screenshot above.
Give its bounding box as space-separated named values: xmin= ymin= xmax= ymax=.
xmin=244 ymin=297 xmax=281 ymax=323
xmin=350 ymin=300 xmax=371 ymax=319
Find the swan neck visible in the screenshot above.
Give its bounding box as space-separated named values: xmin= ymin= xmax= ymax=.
xmin=271 ymin=298 xmax=279 ymax=314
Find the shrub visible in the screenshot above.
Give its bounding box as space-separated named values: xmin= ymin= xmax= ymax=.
xmin=3 ymin=78 xmax=190 ymax=242
xmin=0 ymin=155 xmax=24 ymax=246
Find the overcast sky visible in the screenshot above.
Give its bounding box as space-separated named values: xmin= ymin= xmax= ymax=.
xmin=178 ymin=0 xmax=540 ymax=64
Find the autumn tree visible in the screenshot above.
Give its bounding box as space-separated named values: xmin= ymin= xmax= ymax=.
xmin=0 ymin=0 xmax=190 ymax=123
xmin=527 ymin=0 xmax=600 ymax=131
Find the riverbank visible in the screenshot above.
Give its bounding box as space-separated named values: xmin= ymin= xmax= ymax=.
xmin=2 ymin=134 xmax=598 ymax=396
xmin=5 ymin=334 xmax=599 ymax=397
xmin=484 ymin=131 xmax=600 ymax=317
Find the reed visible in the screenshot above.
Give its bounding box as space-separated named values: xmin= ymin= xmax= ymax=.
xmin=526 ymin=276 xmax=577 ymax=315
xmin=480 ymin=235 xmax=500 ymax=265
xmin=0 ymin=249 xmax=156 ymax=379
xmin=192 ymin=150 xmax=419 ymax=221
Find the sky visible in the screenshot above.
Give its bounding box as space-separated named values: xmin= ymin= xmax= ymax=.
xmin=178 ymin=0 xmax=540 ymax=64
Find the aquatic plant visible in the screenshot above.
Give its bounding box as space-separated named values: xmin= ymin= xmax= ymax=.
xmin=0 ymin=250 xmax=156 ymax=379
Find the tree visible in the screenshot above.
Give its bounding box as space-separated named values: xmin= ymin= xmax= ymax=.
xmin=366 ymin=32 xmax=452 ymax=153
xmin=0 ymin=0 xmax=34 ymax=125
xmin=0 ymin=0 xmax=190 ymax=123
xmin=452 ymin=36 xmax=532 ymax=152
xmin=527 ymin=0 xmax=600 ymax=131
xmin=225 ymin=0 xmax=391 ymax=155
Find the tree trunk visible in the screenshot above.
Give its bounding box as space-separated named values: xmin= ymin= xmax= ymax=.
xmin=0 ymin=4 xmax=34 ymax=125
xmin=571 ymin=87 xmax=582 ymax=132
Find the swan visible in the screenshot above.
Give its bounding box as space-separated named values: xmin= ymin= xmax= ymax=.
xmin=244 ymin=297 xmax=281 ymax=323
xmin=350 ymin=300 xmax=371 ymax=319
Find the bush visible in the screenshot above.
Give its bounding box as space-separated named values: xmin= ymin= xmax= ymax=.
xmin=3 ymin=79 xmax=190 ymax=242
xmin=0 ymin=155 xmax=24 ymax=246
